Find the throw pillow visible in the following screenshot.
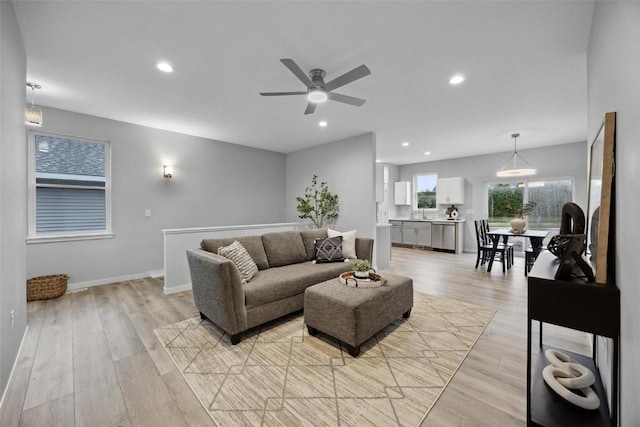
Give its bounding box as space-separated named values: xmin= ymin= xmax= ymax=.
xmin=300 ymin=228 xmax=328 ymax=260
xmin=327 ymin=229 xmax=357 ymax=259
xmin=314 ymin=236 xmax=344 ymax=263
xmin=217 ymin=240 xmax=258 ymax=284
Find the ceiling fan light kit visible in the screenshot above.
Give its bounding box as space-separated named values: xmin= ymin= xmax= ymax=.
xmin=307 ymin=89 xmax=327 ymax=103
xmin=260 ymin=58 xmax=370 ymax=115
xmin=497 ymin=133 xmax=536 ymax=177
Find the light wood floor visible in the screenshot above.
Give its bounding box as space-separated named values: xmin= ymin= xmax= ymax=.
xmin=0 ymin=248 xmax=590 ymax=427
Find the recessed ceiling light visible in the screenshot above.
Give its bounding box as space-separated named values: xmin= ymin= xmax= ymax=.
xmin=449 ymin=74 xmax=465 ymax=85
xmin=157 ymin=62 xmax=174 ymax=73
xmin=318 ymin=121 xmax=327 ymax=127
xmin=402 ymin=142 xmax=410 ymax=147
xmin=424 ymin=151 xmax=431 ymax=155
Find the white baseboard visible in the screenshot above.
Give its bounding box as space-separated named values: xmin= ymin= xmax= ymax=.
xmin=0 ymin=325 xmax=29 ymax=414
xmin=147 ymin=269 xmax=164 ymax=278
xmin=66 ymin=272 xmax=150 ymax=291
xmin=164 ymin=282 xmax=192 ymax=295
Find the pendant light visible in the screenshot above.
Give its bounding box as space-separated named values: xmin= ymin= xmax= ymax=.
xmin=25 ymin=82 xmax=43 ymax=127
xmin=497 ymin=133 xmax=536 ymax=177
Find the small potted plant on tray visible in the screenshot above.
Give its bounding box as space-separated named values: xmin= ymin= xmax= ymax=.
xmin=353 ymin=259 xmax=372 ymax=279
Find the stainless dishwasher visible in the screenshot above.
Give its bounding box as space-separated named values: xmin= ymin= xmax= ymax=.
xmin=431 ymin=222 xmax=456 ymax=252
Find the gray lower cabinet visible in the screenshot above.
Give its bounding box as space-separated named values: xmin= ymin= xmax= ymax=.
xmin=390 ymin=220 xmax=403 ymax=244
xmin=401 ymin=221 xmax=431 ymax=247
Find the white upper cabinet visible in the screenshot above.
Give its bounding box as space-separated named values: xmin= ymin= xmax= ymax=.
xmin=394 ymin=181 xmax=411 ymax=205
xmin=436 ymin=177 xmax=465 ymax=205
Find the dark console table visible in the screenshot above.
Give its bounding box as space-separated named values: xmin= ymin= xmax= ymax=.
xmin=527 ymin=252 xmax=620 ymax=426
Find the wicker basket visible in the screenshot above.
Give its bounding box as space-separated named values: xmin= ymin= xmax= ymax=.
xmin=26 ymin=274 xmax=68 ymax=301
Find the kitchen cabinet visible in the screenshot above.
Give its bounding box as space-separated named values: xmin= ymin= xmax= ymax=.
xmin=401 ymin=221 xmax=431 ymax=247
xmin=390 ymin=220 xmax=403 ymax=244
xmin=436 ymin=177 xmax=464 ymax=205
xmin=394 ymin=181 xmax=411 ymax=205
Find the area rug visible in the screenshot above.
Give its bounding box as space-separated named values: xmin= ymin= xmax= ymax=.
xmin=154 ymin=291 xmax=495 ymax=426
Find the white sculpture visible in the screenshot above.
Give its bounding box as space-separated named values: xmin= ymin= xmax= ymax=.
xmin=541 ymin=349 xmax=600 ymax=410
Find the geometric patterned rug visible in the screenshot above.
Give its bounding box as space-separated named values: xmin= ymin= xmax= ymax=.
xmin=154 ymin=291 xmax=495 ymax=426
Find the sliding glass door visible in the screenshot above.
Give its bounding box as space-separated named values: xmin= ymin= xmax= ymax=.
xmin=487 ymin=178 xmax=574 ymax=250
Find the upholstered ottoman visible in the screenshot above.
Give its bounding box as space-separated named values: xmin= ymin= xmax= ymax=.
xmin=304 ymin=273 xmax=413 ymax=357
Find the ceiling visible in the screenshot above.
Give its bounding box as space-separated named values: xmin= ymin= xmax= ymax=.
xmin=14 ymin=1 xmax=594 ymax=165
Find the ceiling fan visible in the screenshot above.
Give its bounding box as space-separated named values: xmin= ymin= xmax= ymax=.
xmin=260 ymin=58 xmax=371 ymax=115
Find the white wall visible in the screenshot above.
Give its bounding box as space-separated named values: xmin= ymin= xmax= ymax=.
xmin=396 ymin=142 xmax=587 ymax=251
xmin=285 ymin=133 xmax=377 ymax=240
xmin=27 ymin=107 xmax=287 ymax=286
xmin=588 ymin=2 xmax=640 ymax=424
xmin=0 ymin=0 xmax=28 ymax=403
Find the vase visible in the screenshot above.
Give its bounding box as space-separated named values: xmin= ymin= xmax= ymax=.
xmin=510 ymin=214 xmax=526 ymax=234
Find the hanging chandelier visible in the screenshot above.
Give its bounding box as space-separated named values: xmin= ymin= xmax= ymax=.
xmin=25 ymin=82 xmax=43 ymax=127
xmin=496 ymin=133 xmax=536 ymax=177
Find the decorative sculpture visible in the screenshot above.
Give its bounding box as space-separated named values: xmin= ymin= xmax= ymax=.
xmin=542 ymin=349 xmax=600 ymax=410
xmin=549 ymin=203 xmax=594 ymax=281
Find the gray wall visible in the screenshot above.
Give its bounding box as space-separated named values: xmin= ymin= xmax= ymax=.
xmin=27 ymin=107 xmax=286 ymax=285
xmin=588 ymin=2 xmax=640 ymax=424
xmin=286 ymin=133 xmax=377 ymax=239
xmin=396 ymin=142 xmax=587 ymax=251
xmin=0 ymin=0 xmax=28 ymax=402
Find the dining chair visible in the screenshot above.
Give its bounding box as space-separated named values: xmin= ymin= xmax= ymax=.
xmin=474 ymin=220 xmax=512 ymax=272
xmin=482 ymin=219 xmax=514 ymax=265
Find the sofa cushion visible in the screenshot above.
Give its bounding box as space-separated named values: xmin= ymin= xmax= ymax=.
xmin=300 ymin=228 xmax=328 ymax=260
xmin=201 ymin=236 xmax=269 ymax=270
xmin=217 ymin=240 xmax=258 ymax=284
xmin=328 ymin=229 xmax=357 ymax=259
xmin=314 ymin=236 xmax=344 ymax=263
xmin=261 ymin=231 xmax=307 ymax=267
xmin=243 ymin=261 xmax=354 ymax=308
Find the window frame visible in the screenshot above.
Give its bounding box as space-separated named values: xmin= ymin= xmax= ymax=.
xmin=27 ymin=130 xmax=113 ymax=243
xmin=413 ymin=172 xmax=438 ymax=212
xmin=483 ymin=176 xmax=575 ymax=250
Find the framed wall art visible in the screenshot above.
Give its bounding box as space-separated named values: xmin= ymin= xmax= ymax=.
xmin=586 ymin=111 xmax=616 ymax=285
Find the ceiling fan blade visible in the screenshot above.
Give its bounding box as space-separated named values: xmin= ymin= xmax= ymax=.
xmin=260 ymin=91 xmax=307 ymax=96
xmin=326 ymin=92 xmax=366 ymax=107
xmin=323 ymin=64 xmax=371 ymax=92
xmin=280 ymin=58 xmax=315 ymax=89
xmin=304 ymin=102 xmax=317 ymax=115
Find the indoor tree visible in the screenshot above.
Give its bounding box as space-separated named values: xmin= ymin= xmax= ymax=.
xmin=296 ymin=175 xmax=339 ymax=228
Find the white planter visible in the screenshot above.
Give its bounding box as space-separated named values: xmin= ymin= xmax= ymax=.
xmin=354 ymin=270 xmax=370 ymax=279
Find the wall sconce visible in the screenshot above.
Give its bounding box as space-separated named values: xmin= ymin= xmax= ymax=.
xmin=163 ymin=165 xmax=174 ymax=178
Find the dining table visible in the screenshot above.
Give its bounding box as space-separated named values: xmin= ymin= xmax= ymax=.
xmin=486 ymin=228 xmax=549 ymax=272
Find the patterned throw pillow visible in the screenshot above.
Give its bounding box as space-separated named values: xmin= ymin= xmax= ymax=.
xmin=314 ymin=236 xmax=345 ymax=263
xmin=218 ymin=240 xmax=258 ymax=284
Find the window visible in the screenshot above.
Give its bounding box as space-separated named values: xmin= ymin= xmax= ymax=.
xmin=414 ymin=173 xmax=437 ymax=209
xmin=28 ymin=132 xmax=112 ymax=242
xmin=487 ymin=178 xmax=574 ymax=249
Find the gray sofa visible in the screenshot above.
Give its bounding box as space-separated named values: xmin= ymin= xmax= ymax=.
xmin=186 ymin=228 xmax=374 ymax=344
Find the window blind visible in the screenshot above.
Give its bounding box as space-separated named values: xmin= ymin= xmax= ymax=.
xmin=35 ymin=187 xmax=106 ymax=233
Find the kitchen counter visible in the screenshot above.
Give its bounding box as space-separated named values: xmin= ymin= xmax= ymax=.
xmin=389 ymin=218 xmax=464 ymax=254
xmin=389 ymin=218 xmax=466 ymax=223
